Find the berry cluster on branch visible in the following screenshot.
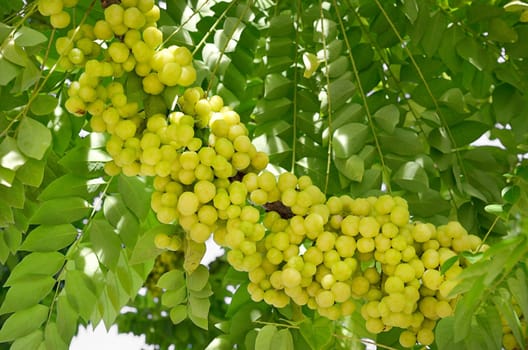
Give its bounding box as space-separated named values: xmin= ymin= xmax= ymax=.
xmin=36 ymin=0 xmax=497 ymax=348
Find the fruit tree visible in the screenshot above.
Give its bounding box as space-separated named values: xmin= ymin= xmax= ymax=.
xmin=0 ymin=0 xmax=527 ymax=349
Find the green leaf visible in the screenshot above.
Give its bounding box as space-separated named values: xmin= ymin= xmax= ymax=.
xmin=15 ymin=158 xmax=45 ymax=187
xmin=264 ymin=73 xmax=292 ymax=100
xmin=451 ymin=121 xmax=488 ymax=146
xmin=421 ymin=11 xmax=447 ymax=56
xmin=456 ymin=37 xmax=488 ymax=71
xmin=0 ymin=178 xmax=24 ymax=208
xmin=39 ymin=174 xmax=105 ymax=201
xmin=157 ymin=269 xmax=185 ymax=290
xmin=17 ymin=117 xmax=52 ymax=160
xmin=332 ymin=123 xmax=369 ymax=158
xmin=379 ymin=128 xmax=425 ymax=156
xmin=183 ymin=239 xmax=206 ymax=274
xmin=19 ymin=224 xmax=78 ymax=252
xmin=118 ymin=174 xmax=151 ymax=221
xmin=484 ymin=203 xmax=505 ymax=215
xmin=1 ymin=39 xmax=27 ymax=66
xmin=252 ymin=134 xmax=290 ymax=161
xmin=49 ymin=109 xmax=72 ymax=155
xmin=393 ymin=161 xmax=429 ymax=192
xmin=5 ymin=251 xmax=64 ymax=285
xmin=271 ymin=329 xmax=294 ymax=350
xmin=204 ymin=335 xmax=233 ymax=350
xmin=254 ymin=120 xmax=292 ymax=138
xmin=11 ymin=330 xmax=43 ymax=350
xmin=129 ymin=224 xmax=171 ymax=264
xmin=191 ymin=283 xmax=213 ymax=298
xmin=402 ymin=0 xmax=419 ymax=23
xmin=143 ymin=94 xmax=166 ymax=117
xmin=225 ymin=282 xmax=251 ymax=318
xmin=0 ymin=23 xmax=11 ymax=42
xmin=169 ymin=304 xmax=187 ymax=325
xmin=244 ymin=330 xmax=258 ymax=350
xmin=30 ymin=94 xmax=58 ymax=116
xmin=88 ymin=218 xmax=122 ymax=270
xmin=373 ymin=104 xmax=399 ymax=133
xmin=18 ymin=59 xmax=40 ymax=93
xmin=502 ymin=185 xmax=521 ymax=204
xmin=505 ymin=1 xmax=528 ymax=11
xmin=475 ymin=305 xmax=503 ymax=350
xmin=255 ymin=325 xmax=277 ymax=350
xmin=0 ymin=199 xmax=14 ymax=228
xmin=188 ymin=294 xmax=210 ymax=319
xmin=454 ymin=276 xmax=485 ymax=342
xmin=332 ymin=103 xmax=365 ymax=130
xmin=253 ymin=98 xmax=292 ymax=123
xmin=44 ymin=322 xmax=68 ymax=350
xmin=508 ymin=268 xmax=528 ymax=320
xmin=439 ymin=88 xmax=468 ymax=114
xmin=0 ymin=275 xmax=55 ymax=314
xmin=64 ymin=269 xmax=98 ymax=322
xmin=350 ymin=167 xmax=382 ymax=197
xmin=187 ymin=295 xmax=211 ymax=330
xmin=187 ymin=264 xmax=209 ymax=291
xmin=161 ymin=286 xmax=187 ymax=308
xmin=123 ymin=70 xmax=143 ymax=105
xmin=14 ymin=26 xmax=47 ymax=47
xmin=0 ymin=230 xmax=11 ymax=261
xmin=435 ymin=316 xmax=458 ymax=348
xmin=1 ymin=224 xmax=21 ymax=252
xmin=323 ymin=56 xmax=349 ymax=78
xmin=325 ymin=79 xmax=355 ymax=111
xmin=30 ymin=197 xmax=91 ymax=225
xmin=0 ymin=58 xmax=20 ymax=85
xmin=0 ymin=166 xmax=15 ymax=187
xmin=440 ymin=255 xmax=460 ymax=275
xmin=115 ymin=255 xmax=149 ymax=298
xmin=299 ymin=317 xmax=335 ymax=350
xmin=97 ymin=288 xmax=120 ymax=330
xmin=488 ymin=18 xmax=518 ymax=43
xmin=494 ymin=289 xmax=525 ymax=349
xmin=334 ymin=155 xmax=364 ymax=182
xmin=0 ymin=136 xmax=27 ymax=170
xmin=58 ymin=145 xmax=109 ymax=177
xmin=0 ymin=304 xmax=48 ymax=342
xmin=104 ymin=270 xmax=129 ymax=311
xmin=223 ymin=64 xmax=246 ymax=91
xmin=56 ymin=295 xmax=78 ymax=344
xmin=102 ymin=194 xmax=140 ymax=248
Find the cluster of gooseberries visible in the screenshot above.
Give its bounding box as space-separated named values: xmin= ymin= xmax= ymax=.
xmin=39 ymin=0 xmax=492 ymax=348
xmin=37 ymin=0 xmax=79 ymax=29
xmin=219 ymin=177 xmax=485 ymax=347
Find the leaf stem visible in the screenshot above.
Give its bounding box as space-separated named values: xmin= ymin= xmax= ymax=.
xmin=478 ymin=215 xmax=500 ymax=251
xmin=318 ymin=0 xmax=333 ymax=194
xmin=290 ymin=0 xmax=302 ymax=174
xmin=254 ymin=319 xmax=299 ymax=329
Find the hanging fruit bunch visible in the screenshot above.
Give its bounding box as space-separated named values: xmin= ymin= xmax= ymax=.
xmin=35 ymin=0 xmax=497 ymax=347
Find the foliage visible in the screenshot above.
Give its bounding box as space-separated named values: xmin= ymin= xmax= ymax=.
xmin=0 ymin=0 xmax=527 ymax=349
